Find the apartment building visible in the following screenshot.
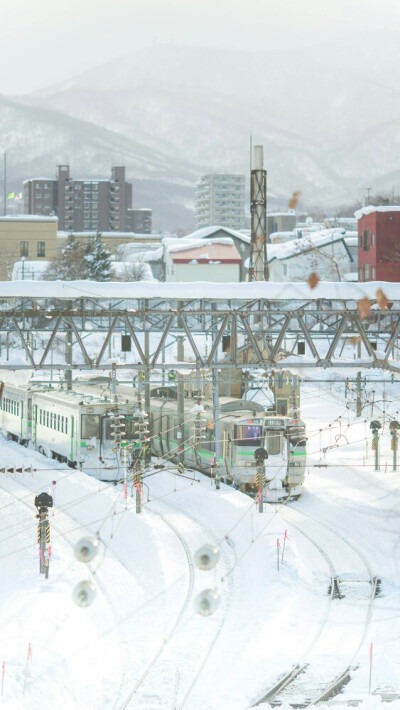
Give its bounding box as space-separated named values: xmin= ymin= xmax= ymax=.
xmin=24 ymin=165 xmax=133 ymax=232
xmin=125 ymin=208 xmax=152 ymax=234
xmin=195 ymin=174 xmax=245 ymax=231
xmin=356 ymin=206 xmax=400 ymax=281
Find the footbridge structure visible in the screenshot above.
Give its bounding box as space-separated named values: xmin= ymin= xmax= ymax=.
xmin=0 ymin=281 xmax=400 ymax=373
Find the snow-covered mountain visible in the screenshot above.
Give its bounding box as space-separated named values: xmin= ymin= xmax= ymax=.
xmin=5 ymin=40 xmax=400 ymax=227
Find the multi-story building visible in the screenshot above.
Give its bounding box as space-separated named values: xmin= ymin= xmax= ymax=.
xmin=125 ymin=208 xmax=152 ymax=234
xmin=267 ymin=212 xmax=297 ymax=238
xmin=24 ymin=165 xmax=133 ymax=232
xmin=0 ymin=215 xmax=58 ymax=280
xmin=356 ymin=206 xmax=400 ymax=281
xmin=195 ymin=174 xmax=245 ymax=231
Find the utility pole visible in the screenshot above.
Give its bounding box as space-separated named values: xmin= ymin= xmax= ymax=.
xmin=3 ymin=151 xmax=6 ymax=216
xmin=65 ymin=323 xmax=73 ymax=391
xmin=144 ymin=328 xmax=151 ymax=464
xmin=390 ymin=420 xmax=400 ymax=471
xmin=111 ymin=361 xmax=117 ymax=401
xmin=356 ymin=341 xmax=362 ymax=416
xmin=177 ymin=336 xmax=185 ymax=466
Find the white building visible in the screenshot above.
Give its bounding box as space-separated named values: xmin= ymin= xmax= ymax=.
xmin=183 ymin=225 xmax=250 ymax=280
xmin=195 ymin=174 xmax=245 ymax=231
xmin=163 ymin=237 xmax=242 ymax=282
xmin=267 ymin=229 xmax=354 ymax=282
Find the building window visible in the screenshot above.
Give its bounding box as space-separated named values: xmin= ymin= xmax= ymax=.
xmin=20 ymin=241 xmax=29 ymax=257
xmin=372 ymin=267 xmax=376 ymax=279
xmin=371 ymin=233 xmax=375 ymax=246
xmin=37 ymin=241 xmax=46 ymax=257
xmin=363 ymin=231 xmax=369 ymax=250
xmin=359 ymin=267 xmax=363 ymax=281
xmin=365 ymin=264 xmax=370 ymax=280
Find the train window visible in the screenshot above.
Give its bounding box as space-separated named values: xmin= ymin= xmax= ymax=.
xmin=266 ymin=430 xmax=281 ymax=455
xmin=46 ymin=411 xmax=49 ymax=427
xmin=61 ymin=416 xmax=64 ymax=433
xmin=39 ymin=409 xmax=42 ymax=425
xmin=82 ymin=414 xmax=100 ymax=439
xmin=57 ymin=414 xmax=60 ymax=431
xmin=65 ymin=418 xmax=68 ymax=435
xmin=235 ymin=425 xmax=262 ymax=447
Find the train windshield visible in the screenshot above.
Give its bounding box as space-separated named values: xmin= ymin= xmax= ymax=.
xmin=102 ymin=415 xmax=135 ymax=440
xmin=81 ymin=414 xmax=100 ymax=439
xmin=265 ymin=429 xmax=283 ymax=455
xmin=288 ymin=425 xmax=306 ymax=447
xmin=235 ymin=424 xmax=262 ymax=447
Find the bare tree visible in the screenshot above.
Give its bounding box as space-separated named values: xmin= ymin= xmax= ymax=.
xmin=293 ymin=234 xmax=346 ymax=281
xmin=116 ymin=260 xmax=151 ymax=282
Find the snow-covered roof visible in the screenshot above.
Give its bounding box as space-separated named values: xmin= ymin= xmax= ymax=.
xmin=23 ymin=178 xmax=54 ymax=183
xmin=165 ymin=237 xmax=235 ymax=254
xmin=267 ymin=228 xmax=350 ymax=262
xmin=344 ymin=236 xmax=358 ymax=247
xmin=354 ymin=205 xmax=400 ymax=219
xmin=125 ymin=247 xmax=164 ymax=262
xmin=2 ymin=280 xmax=400 ymax=301
xmin=184 ymin=226 xmax=250 ymax=244
xmin=0 ymin=215 xmax=58 ymax=222
xmin=57 ymin=231 xmax=169 ymax=240
xmin=267 ymin=211 xmax=296 ymax=217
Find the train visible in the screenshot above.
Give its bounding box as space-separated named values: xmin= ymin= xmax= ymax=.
xmin=0 ymin=378 xmax=307 ymax=501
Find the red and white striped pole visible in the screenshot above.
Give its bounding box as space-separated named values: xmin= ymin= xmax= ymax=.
xmin=276 ymin=537 xmax=280 ymax=572
xmin=23 ymin=643 xmax=33 ymax=694
xmin=281 ymin=529 xmax=289 ymax=562
xmin=369 ymin=642 xmax=373 ymax=694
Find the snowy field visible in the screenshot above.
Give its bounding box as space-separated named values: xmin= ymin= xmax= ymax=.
xmin=0 ymin=379 xmax=400 ymax=709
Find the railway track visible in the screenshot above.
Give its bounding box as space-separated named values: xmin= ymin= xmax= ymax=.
xmin=253 ymin=506 xmax=377 ymax=708
xmin=118 ymin=509 xmax=195 ymax=709
xmin=119 ymin=488 xmax=236 ymax=710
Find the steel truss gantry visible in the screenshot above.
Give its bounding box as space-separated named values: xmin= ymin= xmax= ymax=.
xmin=1 ymin=287 xmax=400 ymax=372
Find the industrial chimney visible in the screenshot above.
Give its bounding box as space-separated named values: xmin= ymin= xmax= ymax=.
xmin=249 ymin=145 xmax=268 ymax=281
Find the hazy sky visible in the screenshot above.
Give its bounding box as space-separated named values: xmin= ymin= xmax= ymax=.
xmin=1 ymin=0 xmax=399 ymax=94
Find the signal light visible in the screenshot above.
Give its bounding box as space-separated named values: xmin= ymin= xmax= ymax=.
xmin=195 ymin=589 xmax=220 ymax=616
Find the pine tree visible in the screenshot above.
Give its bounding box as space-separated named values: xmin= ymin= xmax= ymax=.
xmin=44 ymin=235 xmax=88 ymax=280
xmin=84 ymin=232 xmax=112 ymax=282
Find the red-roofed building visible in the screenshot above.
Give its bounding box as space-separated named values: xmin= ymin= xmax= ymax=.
xmin=164 ymin=238 xmax=242 ymax=282
xmin=356 ymin=206 xmax=400 ymax=282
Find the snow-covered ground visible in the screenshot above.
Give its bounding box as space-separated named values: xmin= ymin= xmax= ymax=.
xmin=0 ymin=379 xmax=400 ymax=709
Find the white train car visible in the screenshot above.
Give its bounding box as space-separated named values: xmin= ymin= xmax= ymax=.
xmin=0 ymin=382 xmax=137 ymax=481
xmin=0 ymin=382 xmax=32 ymax=444
xmin=31 ymin=389 xmax=137 ymax=479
